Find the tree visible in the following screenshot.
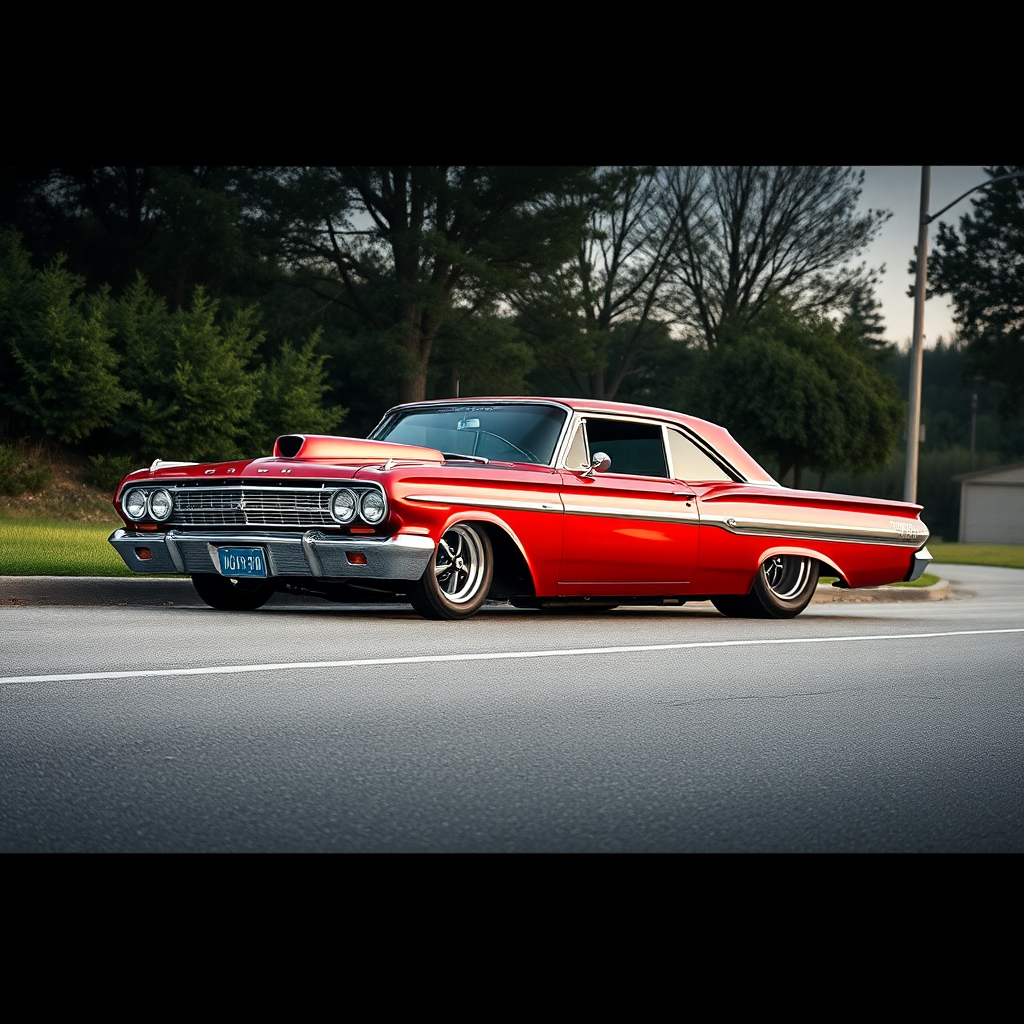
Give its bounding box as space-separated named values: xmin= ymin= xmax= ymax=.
xmin=121 ymin=287 xmax=264 ymax=461
xmin=265 ymin=166 xmax=591 ymax=403
xmin=841 ymin=282 xmax=891 ymax=361
xmin=664 ymin=166 xmax=889 ymax=349
xmin=7 ymin=166 xmax=276 ymax=310
xmin=512 ymin=166 xmax=679 ymax=399
xmin=926 ymin=166 xmax=1024 ymax=415
xmin=98 ymin=276 xmax=345 ymax=461
xmin=0 ymin=230 xmax=129 ymax=442
xmin=244 ymin=331 xmax=347 ymax=454
xmin=679 ymin=301 xmax=905 ymax=487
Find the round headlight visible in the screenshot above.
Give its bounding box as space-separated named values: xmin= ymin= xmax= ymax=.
xmin=123 ymin=488 xmax=147 ymax=520
xmin=331 ymin=488 xmax=357 ymax=524
xmin=359 ymin=489 xmax=387 ymax=524
xmin=148 ymin=488 xmax=173 ymax=521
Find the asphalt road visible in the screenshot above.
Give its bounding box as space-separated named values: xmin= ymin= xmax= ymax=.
xmin=1 ymin=565 xmax=1021 ymax=852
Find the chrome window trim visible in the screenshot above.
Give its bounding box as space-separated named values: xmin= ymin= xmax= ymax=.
xmin=555 ymin=412 xmax=745 ymax=482
xmin=662 ymin=424 xmax=737 ymax=483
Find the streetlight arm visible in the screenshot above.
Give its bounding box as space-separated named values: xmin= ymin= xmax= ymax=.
xmin=926 ymin=172 xmax=1024 ymax=224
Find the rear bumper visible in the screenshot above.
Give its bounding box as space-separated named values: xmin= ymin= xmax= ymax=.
xmin=904 ymin=546 xmax=933 ymax=582
xmin=109 ymin=529 xmax=435 ymax=582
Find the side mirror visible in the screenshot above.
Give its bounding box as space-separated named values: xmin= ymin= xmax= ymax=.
xmin=582 ymin=452 xmax=611 ymax=477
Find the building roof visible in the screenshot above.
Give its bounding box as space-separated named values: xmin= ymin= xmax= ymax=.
xmin=952 ymin=462 xmax=1024 ymax=483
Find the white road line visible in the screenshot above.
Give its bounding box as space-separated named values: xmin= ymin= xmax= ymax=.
xmin=2 ymin=628 xmax=1022 ymax=686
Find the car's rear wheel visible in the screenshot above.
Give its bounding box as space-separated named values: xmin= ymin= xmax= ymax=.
xmin=408 ymin=523 xmax=493 ymax=620
xmin=191 ymin=573 xmax=276 ymax=611
xmin=711 ymin=556 xmax=819 ymax=619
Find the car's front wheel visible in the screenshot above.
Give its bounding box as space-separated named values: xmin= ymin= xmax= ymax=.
xmin=191 ymin=573 xmax=276 ymax=611
xmin=711 ymin=555 xmax=819 ymax=619
xmin=408 ymin=523 xmax=493 ymax=620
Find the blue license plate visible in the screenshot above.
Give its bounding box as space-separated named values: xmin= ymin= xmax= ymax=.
xmin=217 ymin=547 xmax=267 ymax=578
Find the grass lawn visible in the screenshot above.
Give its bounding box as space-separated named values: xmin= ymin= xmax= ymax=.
xmin=819 ymin=572 xmax=940 ymax=589
xmin=892 ymin=572 xmax=941 ymax=588
xmin=928 ymin=543 xmax=1024 ymax=570
xmin=0 ymin=517 xmax=139 ymax=576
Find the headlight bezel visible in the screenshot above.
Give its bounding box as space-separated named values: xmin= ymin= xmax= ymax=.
xmin=147 ymin=488 xmax=173 ymax=521
xmin=359 ymin=489 xmax=387 ymax=525
xmin=330 ymin=488 xmax=358 ymax=525
xmin=122 ymin=487 xmax=149 ymax=520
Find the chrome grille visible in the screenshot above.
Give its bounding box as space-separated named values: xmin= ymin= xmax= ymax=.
xmin=170 ymin=487 xmax=335 ymax=528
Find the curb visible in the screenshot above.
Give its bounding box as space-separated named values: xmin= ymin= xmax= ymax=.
xmin=1 ymin=575 xmax=952 ymax=608
xmin=1 ymin=576 xmax=205 ymax=607
xmin=812 ymin=578 xmax=950 ymax=603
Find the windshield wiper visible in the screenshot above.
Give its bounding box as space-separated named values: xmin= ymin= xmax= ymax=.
xmin=441 ymin=453 xmax=490 ymax=464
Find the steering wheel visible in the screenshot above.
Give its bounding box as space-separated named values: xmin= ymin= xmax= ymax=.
xmin=476 ymin=430 xmax=540 ymax=463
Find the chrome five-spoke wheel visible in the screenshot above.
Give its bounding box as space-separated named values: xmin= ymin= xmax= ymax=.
xmin=408 ymin=523 xmax=494 ymax=620
xmin=711 ymin=555 xmax=819 ymax=619
xmin=761 ymin=555 xmax=816 ymax=602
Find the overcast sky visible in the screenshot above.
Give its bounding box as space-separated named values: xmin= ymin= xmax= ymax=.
xmin=856 ymin=166 xmax=990 ymax=349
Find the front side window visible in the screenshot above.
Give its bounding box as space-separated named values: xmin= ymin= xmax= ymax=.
xmin=575 ymin=418 xmax=669 ymax=478
xmin=373 ymin=403 xmax=568 ymax=465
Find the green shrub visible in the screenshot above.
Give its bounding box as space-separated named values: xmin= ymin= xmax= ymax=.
xmin=84 ymin=453 xmax=143 ymax=491
xmin=0 ymin=441 xmax=51 ymax=496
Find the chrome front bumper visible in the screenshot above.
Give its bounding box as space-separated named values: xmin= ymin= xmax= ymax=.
xmin=904 ymin=546 xmax=933 ymax=582
xmin=109 ymin=529 xmax=435 ymax=581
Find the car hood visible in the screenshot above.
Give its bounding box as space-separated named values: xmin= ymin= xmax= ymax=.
xmin=272 ymin=434 xmax=445 ymax=464
xmin=116 ymin=436 xmax=446 ymax=487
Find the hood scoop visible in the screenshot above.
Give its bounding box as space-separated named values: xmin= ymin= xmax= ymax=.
xmin=274 ymin=434 xmax=444 ymax=464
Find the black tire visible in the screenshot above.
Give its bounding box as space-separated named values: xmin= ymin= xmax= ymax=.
xmin=711 ymin=556 xmax=819 ymax=619
xmin=408 ymin=523 xmax=493 ymax=620
xmin=191 ymin=573 xmax=276 ymax=611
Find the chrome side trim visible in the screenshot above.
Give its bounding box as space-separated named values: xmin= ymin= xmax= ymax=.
xmin=563 ymin=502 xmax=700 ymax=526
xmin=405 ymin=494 xmax=563 ymax=513
xmin=703 ymin=514 xmax=929 ymax=547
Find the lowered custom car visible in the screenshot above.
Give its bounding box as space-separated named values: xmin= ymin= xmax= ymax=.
xmin=109 ymin=398 xmax=932 ymax=619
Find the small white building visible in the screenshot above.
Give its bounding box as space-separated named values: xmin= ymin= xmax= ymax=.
xmin=954 ymin=462 xmax=1024 ymax=544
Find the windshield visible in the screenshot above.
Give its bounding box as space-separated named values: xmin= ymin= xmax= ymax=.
xmin=372 ymin=403 xmax=568 ymax=465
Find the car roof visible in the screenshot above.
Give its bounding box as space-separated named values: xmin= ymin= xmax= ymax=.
xmin=384 ymin=397 xmax=778 ymax=484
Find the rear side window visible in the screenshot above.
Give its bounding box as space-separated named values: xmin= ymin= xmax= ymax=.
xmin=667 ymin=428 xmax=732 ymax=481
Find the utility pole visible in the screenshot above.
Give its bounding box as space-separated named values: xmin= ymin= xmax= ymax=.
xmin=903 ymin=167 xmax=930 ymax=503
xmin=902 ymin=169 xmax=1024 ymax=504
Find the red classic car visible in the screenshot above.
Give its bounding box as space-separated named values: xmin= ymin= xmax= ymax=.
xmin=109 ymin=398 xmax=931 ymax=619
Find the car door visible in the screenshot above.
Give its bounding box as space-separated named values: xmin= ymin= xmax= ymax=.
xmin=556 ymin=416 xmax=699 ymax=591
